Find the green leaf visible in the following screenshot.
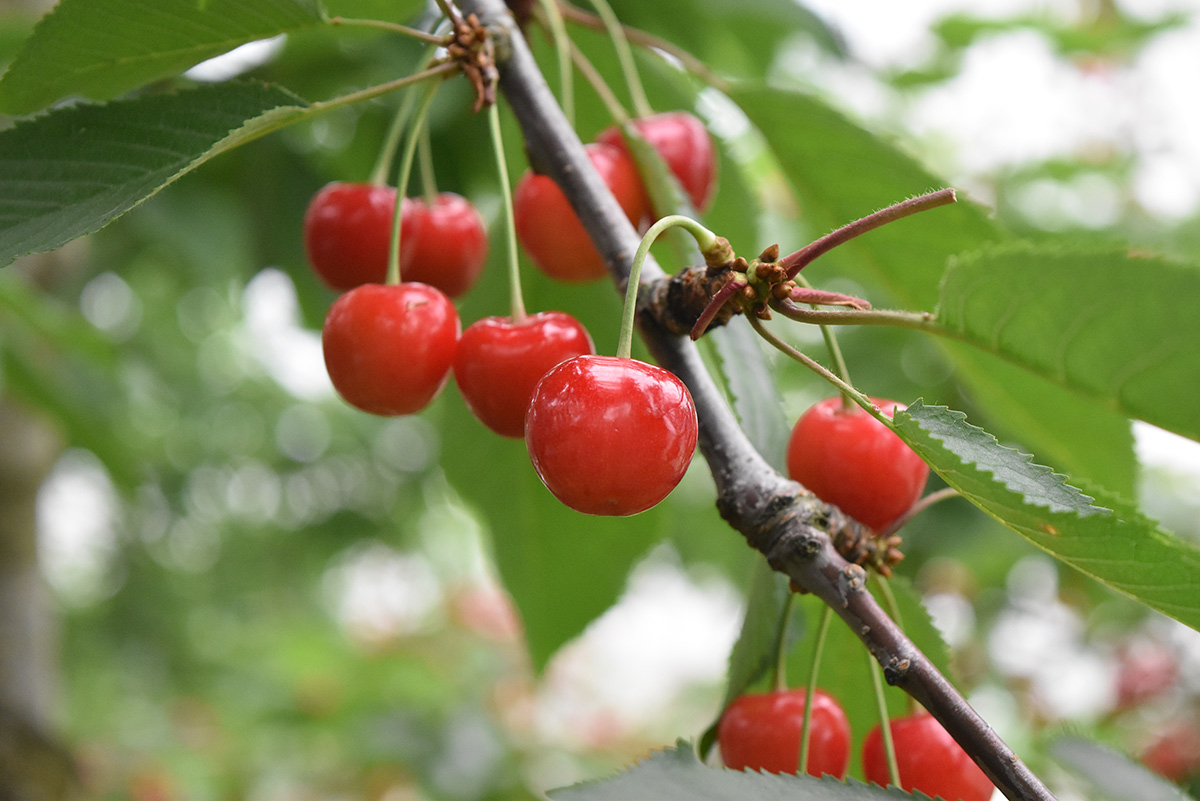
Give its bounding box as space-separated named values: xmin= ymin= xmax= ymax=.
xmin=0 ymin=81 xmax=308 ymax=268
xmin=0 ymin=0 xmax=322 ymax=115
xmin=550 ymin=741 xmax=912 ymax=801
xmin=725 ymin=81 xmax=1137 ymax=497
xmin=709 ymin=321 xmax=791 ymax=472
xmin=937 ymin=243 xmax=1200 ymax=444
xmin=1050 ymin=736 xmax=1196 ymax=801
xmin=893 ymin=401 xmax=1200 ymax=631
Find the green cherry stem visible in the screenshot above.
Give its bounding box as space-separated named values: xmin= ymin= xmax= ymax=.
xmin=618 ymin=215 xmax=720 ymax=359
xmin=569 ymin=42 xmax=631 ymax=124
xmin=769 ymin=593 xmax=796 ymax=692
xmin=326 ymin=15 xmax=449 ymax=43
xmin=488 ymin=101 xmax=527 ymax=323
xmin=793 ymin=273 xmax=854 ymax=411
xmin=534 ymin=0 xmax=575 ymax=126
xmin=585 ymin=0 xmax=653 ymax=119
xmin=368 ymin=44 xmax=440 ymax=185
xmin=879 ymin=487 xmax=960 ymax=539
xmin=798 ymin=605 xmax=833 ymax=774
xmin=386 ymin=81 xmax=441 ymax=286
xmin=418 ymin=122 xmax=438 ymax=204
xmin=867 ymin=649 xmax=902 ymax=788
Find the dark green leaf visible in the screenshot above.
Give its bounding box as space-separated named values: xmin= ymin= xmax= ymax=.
xmin=1050 ymin=736 xmax=1196 ymax=801
xmin=550 ymin=741 xmax=913 ymax=801
xmin=0 ymin=82 xmax=308 ymax=267
xmin=937 ymin=243 xmax=1200 ymax=444
xmin=893 ymin=401 xmax=1200 ymax=631
xmin=0 ymin=0 xmax=322 ymax=114
xmin=725 ymin=81 xmax=1137 ymax=497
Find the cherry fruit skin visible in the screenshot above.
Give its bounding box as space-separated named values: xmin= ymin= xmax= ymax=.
xmin=524 ymin=355 xmax=697 ymax=515
xmin=786 ymin=397 xmax=929 ymax=531
xmin=513 ymin=143 xmax=650 ymax=282
xmin=717 ymin=689 xmax=851 ymax=778
xmin=454 ymin=311 xmax=595 ymax=438
xmin=863 ymin=713 xmax=994 ymax=801
xmin=598 ymin=111 xmax=717 ymax=214
xmin=400 ymin=192 xmax=488 ymax=298
xmin=304 ymin=182 xmax=396 ymax=291
xmin=322 ymin=283 xmax=459 ymax=416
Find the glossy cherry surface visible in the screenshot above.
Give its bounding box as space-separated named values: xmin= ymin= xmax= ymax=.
xmin=454 ymin=311 xmax=595 ymax=438
xmin=598 ymin=111 xmax=717 ymax=214
xmin=513 ymin=142 xmax=650 ymax=282
xmin=717 ymin=689 xmax=851 ymax=778
xmin=863 ymin=713 xmax=994 ymax=801
xmin=322 ymin=282 xmax=459 ymax=416
xmin=786 ymin=396 xmax=929 ymax=531
xmin=400 ymin=192 xmax=488 ymax=298
xmin=304 ymin=181 xmax=396 ymax=291
xmin=524 ymin=355 xmax=697 ymax=515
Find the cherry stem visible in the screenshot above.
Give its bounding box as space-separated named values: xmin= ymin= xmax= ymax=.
xmin=418 ymin=123 xmax=438 ymax=204
xmin=558 ymin=2 xmax=728 ymax=93
xmin=798 ymin=605 xmax=833 ymax=774
xmin=488 ymin=102 xmax=527 ymax=323
xmin=745 ymin=314 xmax=880 ymax=420
xmin=793 ymin=273 xmax=854 ymax=411
xmin=534 ymin=0 xmax=575 ymax=126
xmin=879 ymin=487 xmax=960 ymax=539
xmin=569 ymin=41 xmax=630 ymax=124
xmin=778 ymin=188 xmax=957 ymax=279
xmin=867 ymin=650 xmax=902 ymax=787
xmin=619 ymin=216 xmax=720 ymax=359
xmin=326 ymin=15 xmax=449 ymax=44
xmin=769 ymin=593 xmax=796 ymax=693
xmin=585 ymin=0 xmax=653 ymax=119
xmin=386 ymin=82 xmax=441 ymax=286
xmin=368 ymin=45 xmax=440 ymax=186
xmin=874 ymin=576 xmax=916 ymax=715
xmin=772 ymin=301 xmax=939 ymax=333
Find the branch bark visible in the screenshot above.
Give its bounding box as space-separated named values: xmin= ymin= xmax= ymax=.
xmin=459 ymin=2 xmax=1057 ymax=799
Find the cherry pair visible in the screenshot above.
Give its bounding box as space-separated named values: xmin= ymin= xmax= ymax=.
xmin=513 ymin=111 xmax=716 ymax=282
xmin=718 ymin=689 xmax=993 ymax=801
xmin=304 ymin=181 xmax=487 ymax=297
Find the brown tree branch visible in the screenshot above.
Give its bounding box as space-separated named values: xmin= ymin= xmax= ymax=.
xmin=458 ymin=2 xmax=1057 ymax=799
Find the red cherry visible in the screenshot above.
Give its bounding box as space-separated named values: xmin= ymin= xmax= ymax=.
xmin=321 ymin=283 xmax=459 ymax=416
xmin=524 ymin=355 xmax=697 ymax=515
xmin=717 ymin=689 xmax=851 ymax=778
xmin=400 ymin=192 xmax=489 ymax=298
xmin=598 ymin=111 xmax=717 ymax=215
xmin=453 ymin=311 xmax=595 ymax=438
xmin=1142 ymin=721 xmax=1200 ymax=782
xmin=785 ymin=396 xmax=929 ymax=532
xmin=513 ymin=142 xmax=650 ymax=282
xmin=863 ymin=713 xmax=994 ymax=801
xmin=304 ymin=181 xmax=396 ymax=291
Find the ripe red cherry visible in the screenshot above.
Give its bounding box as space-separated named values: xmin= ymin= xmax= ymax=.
xmin=304 ymin=181 xmax=396 ymax=291
xmin=863 ymin=713 xmax=994 ymax=801
xmin=524 ymin=355 xmax=697 ymax=515
xmin=321 ymin=283 xmax=459 ymax=416
xmin=513 ymin=142 xmax=650 ymax=282
xmin=453 ymin=311 xmax=595 ymax=438
xmin=598 ymin=111 xmax=717 ymax=215
xmin=400 ymin=192 xmax=489 ymax=298
xmin=786 ymin=396 xmax=928 ymax=532
xmin=717 ymin=689 xmax=851 ymax=778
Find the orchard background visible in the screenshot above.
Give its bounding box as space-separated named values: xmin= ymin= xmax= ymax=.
xmin=2 ymin=0 xmax=1200 ymax=799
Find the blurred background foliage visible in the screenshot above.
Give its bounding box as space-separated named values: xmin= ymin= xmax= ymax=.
xmin=1 ymin=0 xmax=1200 ymax=799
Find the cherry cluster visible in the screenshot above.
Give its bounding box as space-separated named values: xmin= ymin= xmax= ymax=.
xmin=304 ymin=111 xmax=716 ymax=517
xmin=718 ymin=689 xmax=994 ymax=800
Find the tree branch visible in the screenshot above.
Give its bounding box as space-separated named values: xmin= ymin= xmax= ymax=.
xmin=459 ymin=2 xmax=1056 ymax=799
